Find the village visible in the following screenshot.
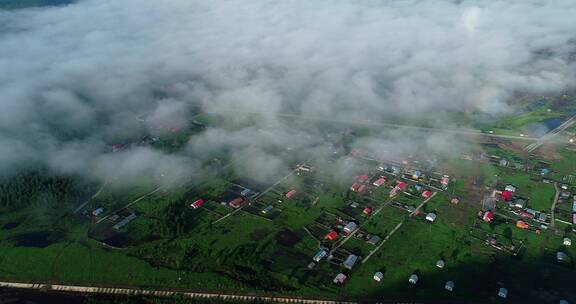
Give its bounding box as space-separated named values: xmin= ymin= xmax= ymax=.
xmin=54 ymin=109 xmax=576 ymax=303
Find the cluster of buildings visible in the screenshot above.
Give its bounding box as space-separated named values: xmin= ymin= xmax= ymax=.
xmin=494 ymin=184 xmax=549 ymax=232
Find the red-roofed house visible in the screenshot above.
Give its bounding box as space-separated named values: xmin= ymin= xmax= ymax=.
xmin=325 ymin=230 xmax=338 ymax=240
xmin=350 ymin=183 xmax=362 ymax=192
xmin=483 ymin=211 xmax=494 ymax=222
xmin=501 ymin=191 xmax=512 ymax=201
xmin=357 ymin=175 xmax=370 ymax=182
xmin=191 ymin=199 xmax=205 ymax=209
xmin=363 ymin=207 xmax=373 ymax=215
xmin=422 ymin=190 xmax=433 ymax=198
xmin=520 ymin=211 xmax=535 ymax=219
xmin=397 ymin=181 xmax=408 ymax=190
xmin=441 ymin=177 xmax=449 ymax=186
xmin=516 ymin=220 xmax=529 ymax=229
xmin=229 ymin=197 xmax=244 ymax=209
xmin=373 ymin=177 xmax=386 ymax=187
xmin=285 ymin=189 xmax=297 ymax=198
xmin=357 ymin=184 xmax=367 ymax=193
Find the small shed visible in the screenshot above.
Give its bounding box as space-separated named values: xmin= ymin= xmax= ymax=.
xmin=498 ymin=287 xmax=508 ymax=299
xmin=563 ymin=237 xmax=571 ymax=246
xmin=436 ymin=259 xmax=445 ymax=269
xmin=409 ymin=274 xmax=419 ymax=285
xmin=373 ymin=272 xmax=384 ymax=282
xmin=445 ymin=281 xmax=455 ymax=291
xmin=505 ymin=184 xmax=517 ymax=192
xmin=425 ymin=213 xmax=437 ymax=222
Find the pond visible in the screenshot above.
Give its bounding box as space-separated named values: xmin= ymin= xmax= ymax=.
xmin=14 ymin=231 xmax=55 ymax=248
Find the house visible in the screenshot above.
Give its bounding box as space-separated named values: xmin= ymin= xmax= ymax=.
xmin=537 ymin=213 xmax=547 ymax=222
xmin=572 ymin=201 xmax=576 ymax=212
xmin=190 ymin=199 xmax=205 ymax=209
xmin=325 ymin=230 xmax=338 ymax=241
xmin=422 ymin=190 xmax=433 ymax=199
xmin=498 ymin=288 xmax=508 ymax=299
xmin=409 ymin=274 xmax=419 ymax=284
xmin=516 ymin=220 xmax=529 ymax=229
xmin=483 ymin=211 xmax=494 ymax=222
xmin=397 ymin=181 xmax=408 ymax=190
xmin=261 ymin=205 xmax=274 ymax=214
xmin=297 ymin=164 xmax=313 ymax=172
xmin=373 ymin=177 xmax=386 ymax=187
xmin=229 ymin=197 xmax=244 ymax=208
xmin=520 ymin=211 xmax=535 ymax=219
xmin=563 ymin=238 xmax=571 ymax=246
xmin=451 ymin=197 xmax=460 ymax=204
xmin=441 ymin=177 xmax=450 ymax=187
xmin=350 ymin=183 xmax=366 ymax=192
xmin=343 ymin=254 xmax=358 ymax=269
xmin=92 ymin=208 xmax=104 ymax=216
xmin=285 ymin=189 xmax=297 ymax=199
xmin=414 ymin=184 xmax=423 ymax=191
xmin=357 ymin=175 xmax=370 ymax=182
xmin=557 ymin=251 xmax=568 ymax=262
xmin=411 ymin=171 xmax=422 ymax=180
xmin=445 ymin=281 xmax=455 ymax=292
xmin=313 ymin=249 xmax=328 ymax=262
xmin=307 ymin=262 xmax=316 ymax=269
xmin=501 ymin=190 xmax=513 ymax=201
xmin=504 ymin=185 xmax=517 ymax=192
xmin=573 ymin=213 xmax=576 ymax=225
xmin=367 ymin=235 xmax=381 ymax=245
xmin=561 ymin=184 xmax=569 ymax=190
xmin=240 ymin=188 xmax=252 ymax=196
xmin=333 ymin=273 xmax=347 ymax=284
xmin=436 ymin=259 xmax=445 ymax=269
xmin=363 ymin=207 xmax=373 ymax=215
xmin=513 ymin=199 xmax=526 ymax=209
xmin=499 ymin=159 xmax=508 ymax=167
xmin=425 ymin=213 xmax=437 ymax=222
xmin=113 ymin=213 xmax=137 ymax=230
xmin=373 ymin=272 xmax=384 ymax=282
xmin=343 ymin=222 xmax=358 ymax=234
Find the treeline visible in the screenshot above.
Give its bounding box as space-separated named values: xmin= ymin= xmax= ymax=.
xmin=0 ymin=170 xmax=92 ymax=211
